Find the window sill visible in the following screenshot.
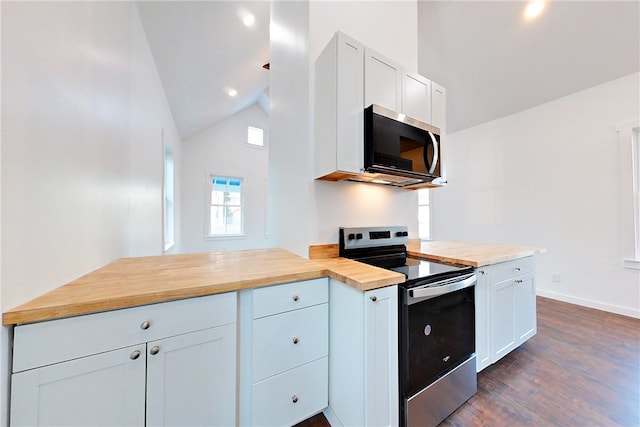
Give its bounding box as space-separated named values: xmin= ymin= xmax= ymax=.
xmin=205 ymin=234 xmax=247 ymax=241
xmin=623 ymin=258 xmax=640 ymax=270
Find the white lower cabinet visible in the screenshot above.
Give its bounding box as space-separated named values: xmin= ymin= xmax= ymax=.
xmin=240 ymin=278 xmax=329 ymax=427
xmin=475 ymin=257 xmax=537 ymax=371
xmin=327 ymin=279 xmax=399 ymax=427
xmin=10 ymin=292 xmax=237 ymax=427
xmin=11 ymin=345 xmax=147 ymax=426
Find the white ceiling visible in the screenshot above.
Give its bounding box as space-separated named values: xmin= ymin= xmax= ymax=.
xmin=138 ymin=1 xmax=639 ymax=140
xmin=136 ymin=1 xmax=270 ymax=140
xmin=417 ymin=0 xmax=640 ymax=133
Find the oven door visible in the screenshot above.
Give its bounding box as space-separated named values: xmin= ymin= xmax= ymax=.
xmin=399 ymin=274 xmax=476 ymax=397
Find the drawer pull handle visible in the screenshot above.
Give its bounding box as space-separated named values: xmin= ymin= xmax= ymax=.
xmin=515 ymin=267 xmax=521 ymax=272
xmin=292 ymin=395 xmax=299 ymax=404
xmin=293 ymin=337 xmax=299 ymax=344
xmin=515 ymin=279 xmax=523 ymax=284
xmin=150 ymin=346 xmax=160 ymax=356
xmin=130 ymin=350 xmax=141 ymax=360
xmin=292 ymin=295 xmax=299 ymax=302
xmin=370 ymin=295 xmax=377 ymax=302
xmin=479 ymin=270 xmax=485 ymax=275
xmin=140 ymin=321 xmax=151 ymax=330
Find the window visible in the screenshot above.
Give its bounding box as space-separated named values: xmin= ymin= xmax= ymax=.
xmin=163 ymin=144 xmax=175 ymax=251
xmin=632 ymin=126 xmax=640 ymax=261
xmin=418 ymin=188 xmax=431 ymax=240
xmin=247 ymin=126 xmax=264 ymax=147
xmin=208 ymin=176 xmax=243 ymax=236
xmin=617 ymin=121 xmax=640 ymax=269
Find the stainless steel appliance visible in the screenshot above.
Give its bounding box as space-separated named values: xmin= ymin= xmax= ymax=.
xmin=339 ymin=226 xmax=477 ymax=427
xmin=362 ymin=105 xmax=444 ymax=187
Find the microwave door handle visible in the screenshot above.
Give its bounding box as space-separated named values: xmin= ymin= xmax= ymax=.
xmin=428 ymin=132 xmax=439 ymax=174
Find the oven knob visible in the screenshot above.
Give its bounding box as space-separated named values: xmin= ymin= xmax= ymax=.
xmin=402 ymin=231 xmax=409 ymax=236
xmin=356 ymin=233 xmax=363 ymax=239
xmin=395 ymin=232 xmax=403 ymax=237
xmin=348 ymin=233 xmax=355 ymax=240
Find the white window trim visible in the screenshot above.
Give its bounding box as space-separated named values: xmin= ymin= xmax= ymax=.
xmin=616 ymin=120 xmax=640 ymax=269
xmin=246 ymin=126 xmax=266 ymax=150
xmin=163 ymin=133 xmax=175 ymax=253
xmin=206 ymin=174 xmax=246 ymax=239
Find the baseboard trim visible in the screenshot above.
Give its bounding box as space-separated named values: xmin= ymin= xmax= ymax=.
xmin=536 ymin=289 xmax=640 ymax=319
xmin=323 ymin=406 xmax=342 ymax=427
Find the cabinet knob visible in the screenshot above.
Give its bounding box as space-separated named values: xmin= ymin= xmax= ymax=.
xmin=149 ymin=346 xmax=160 ymax=355
xmin=292 ymin=295 xmax=299 ymax=302
xmin=370 ymin=295 xmax=377 ymax=302
xmin=140 ymin=321 xmax=151 ymax=330
xmin=130 ymin=350 xmax=141 ymax=360
xmin=515 ymin=267 xmax=521 ymax=272
xmin=292 ymin=395 xmax=299 ymax=404
xmin=293 ymin=337 xmax=299 ymax=344
xmin=479 ymin=270 xmax=485 ymax=275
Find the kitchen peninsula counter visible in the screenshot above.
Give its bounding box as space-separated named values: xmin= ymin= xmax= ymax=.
xmin=3 ymin=247 xmax=405 ymax=325
xmin=406 ymin=239 xmax=544 ymax=267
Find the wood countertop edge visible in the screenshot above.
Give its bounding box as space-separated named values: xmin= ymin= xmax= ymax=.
xmin=2 ymin=270 xmax=329 ymax=326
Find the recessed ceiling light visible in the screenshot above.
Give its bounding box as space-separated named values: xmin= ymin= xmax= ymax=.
xmin=243 ymin=13 xmax=255 ymax=27
xmin=524 ymin=0 xmax=545 ymax=20
xmin=226 ymin=88 xmax=237 ymax=97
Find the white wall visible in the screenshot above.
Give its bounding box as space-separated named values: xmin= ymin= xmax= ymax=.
xmin=269 ymin=0 xmax=421 ymax=256
xmin=181 ymin=104 xmax=270 ymax=253
xmin=432 ymin=73 xmax=640 ymax=318
xmin=1 ymin=1 xmax=179 ymax=311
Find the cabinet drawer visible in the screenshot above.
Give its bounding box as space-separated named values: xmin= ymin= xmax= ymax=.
xmin=253 ymin=304 xmax=328 ymax=382
xmin=481 ymin=257 xmax=535 ymax=283
xmin=252 ymin=357 xmax=328 ymax=427
xmin=253 ymin=278 xmax=328 ymax=319
xmin=13 ymin=292 xmax=237 ymax=373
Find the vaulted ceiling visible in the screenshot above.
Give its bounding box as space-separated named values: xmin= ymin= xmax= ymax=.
xmin=138 ymin=1 xmax=639 ymax=140
xmin=417 ymin=0 xmax=640 ymax=132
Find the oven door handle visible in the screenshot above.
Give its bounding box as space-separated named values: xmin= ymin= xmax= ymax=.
xmin=408 ymin=274 xmax=476 ymax=299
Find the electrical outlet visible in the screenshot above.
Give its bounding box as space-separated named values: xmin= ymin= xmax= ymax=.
xmin=551 ymin=273 xmax=562 ymax=283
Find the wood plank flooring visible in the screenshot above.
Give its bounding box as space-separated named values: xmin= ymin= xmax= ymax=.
xmin=296 ymin=296 xmax=640 ymax=426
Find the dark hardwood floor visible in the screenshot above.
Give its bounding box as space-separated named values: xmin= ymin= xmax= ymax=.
xmin=296 ymin=296 xmax=640 ymax=427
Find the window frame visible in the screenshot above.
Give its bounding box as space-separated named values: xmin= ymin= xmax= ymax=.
xmin=617 ymin=120 xmax=640 ymax=269
xmin=163 ymin=142 xmax=175 ymax=252
xmin=246 ymin=125 xmax=265 ymax=149
xmin=206 ymin=175 xmax=245 ymax=239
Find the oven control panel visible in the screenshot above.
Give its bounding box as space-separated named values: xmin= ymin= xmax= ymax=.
xmin=339 ymin=226 xmax=409 ymax=250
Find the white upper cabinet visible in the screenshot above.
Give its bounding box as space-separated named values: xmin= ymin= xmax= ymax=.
xmin=315 ymin=31 xmax=364 ymax=177
xmin=402 ymin=71 xmax=432 ymax=124
xmin=314 ymin=31 xmax=446 ymax=184
xmin=431 ymin=81 xmax=446 ymax=132
xmin=364 ymin=48 xmax=402 ymax=112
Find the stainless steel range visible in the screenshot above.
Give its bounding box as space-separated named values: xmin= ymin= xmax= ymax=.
xmin=339 ymin=226 xmax=477 ymax=427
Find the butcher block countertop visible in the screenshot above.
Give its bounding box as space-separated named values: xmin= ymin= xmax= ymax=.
xmin=3 ymin=247 xmax=405 ymax=326
xmin=2 ymin=249 xmax=327 ymax=325
xmin=406 ymin=239 xmax=545 ymax=267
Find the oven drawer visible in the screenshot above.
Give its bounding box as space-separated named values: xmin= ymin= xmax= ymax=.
xmin=252 ymin=357 xmax=328 ymax=427
xmin=480 ymin=256 xmax=534 ymax=284
xmin=252 ymin=303 xmax=328 ymax=382
xmin=253 ymin=278 xmax=328 ymax=319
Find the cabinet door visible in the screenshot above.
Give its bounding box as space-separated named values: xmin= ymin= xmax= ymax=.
xmin=364 ymin=48 xmax=402 ymax=112
xmin=514 ymin=272 xmax=537 ymax=344
xmin=490 ymin=278 xmax=517 ymax=362
xmin=11 ymin=345 xmax=146 ymax=427
xmin=146 ymin=324 xmax=236 ymax=427
xmin=431 ymin=81 xmax=446 ymax=132
xmin=336 ymin=32 xmax=365 ymax=174
xmin=475 ymin=270 xmax=491 ymax=372
xmin=402 ymin=71 xmax=431 ymax=123
xmin=364 ymin=286 xmax=399 ymax=427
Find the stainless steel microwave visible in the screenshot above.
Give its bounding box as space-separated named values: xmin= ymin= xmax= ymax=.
xmin=363 ymin=104 xmax=443 ymax=187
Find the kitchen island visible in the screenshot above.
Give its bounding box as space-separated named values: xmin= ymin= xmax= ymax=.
xmin=4 ymin=241 xmax=543 ymax=427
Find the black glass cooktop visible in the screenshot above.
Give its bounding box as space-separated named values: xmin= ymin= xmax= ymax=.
xmin=389 ymin=257 xmax=474 ymax=286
